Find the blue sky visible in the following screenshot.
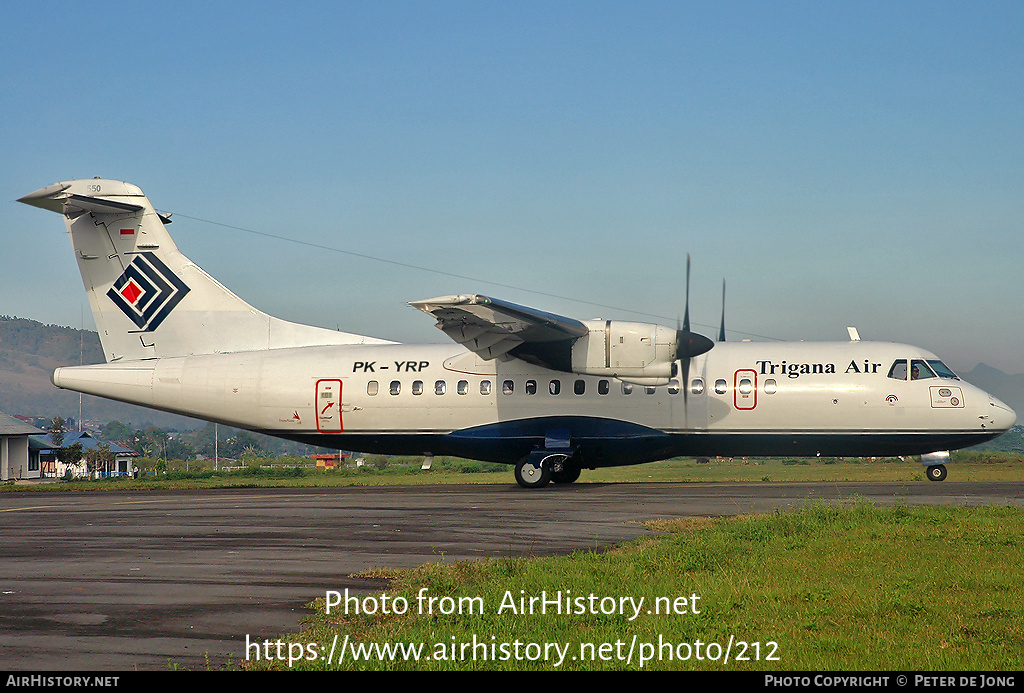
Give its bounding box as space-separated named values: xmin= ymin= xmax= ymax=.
xmin=3 ymin=1 xmax=1022 ymax=373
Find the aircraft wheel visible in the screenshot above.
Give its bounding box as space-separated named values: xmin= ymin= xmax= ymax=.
xmin=515 ymin=456 xmax=551 ymax=489
xmin=926 ymin=464 xmax=947 ymax=482
xmin=551 ymin=465 xmax=581 ymax=484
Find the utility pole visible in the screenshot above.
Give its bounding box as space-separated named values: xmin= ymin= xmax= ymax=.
xmin=79 ymin=304 xmax=83 ymax=432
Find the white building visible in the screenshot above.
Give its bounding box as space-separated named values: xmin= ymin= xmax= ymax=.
xmin=0 ymin=413 xmax=44 ymax=481
xmin=33 ymin=431 xmax=138 ymax=478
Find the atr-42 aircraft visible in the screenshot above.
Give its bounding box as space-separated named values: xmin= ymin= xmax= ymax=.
xmin=19 ymin=179 xmax=1017 ymax=487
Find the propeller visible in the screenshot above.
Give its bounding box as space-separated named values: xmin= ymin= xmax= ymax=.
xmin=675 ymin=255 xmax=715 ymax=417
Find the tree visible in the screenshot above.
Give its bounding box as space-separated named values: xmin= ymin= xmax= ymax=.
xmin=165 ymin=438 xmax=195 ymax=461
xmin=57 ymin=442 xmax=83 ymax=477
xmin=222 ymin=430 xmax=264 ymax=459
xmin=46 ymin=416 xmax=66 ymax=449
xmin=100 ymin=421 xmax=134 ymax=447
xmin=192 ymin=422 xmax=222 ymax=458
xmin=137 ymin=426 xmax=170 ymax=459
xmin=84 ymin=443 xmax=115 ymax=477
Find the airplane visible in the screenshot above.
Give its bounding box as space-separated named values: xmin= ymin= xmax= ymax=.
xmin=18 ymin=179 xmax=1017 ymax=488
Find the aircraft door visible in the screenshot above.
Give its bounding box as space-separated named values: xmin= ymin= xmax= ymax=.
xmin=734 ymin=369 xmax=757 ymax=410
xmin=316 ymin=379 xmax=344 ymax=432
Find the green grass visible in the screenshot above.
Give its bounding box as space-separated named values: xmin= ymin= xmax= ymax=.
xmin=248 ymin=502 xmax=1024 ymax=671
xmin=8 ymin=451 xmax=1022 ymax=671
xmin=6 ymin=450 xmax=1023 ymax=491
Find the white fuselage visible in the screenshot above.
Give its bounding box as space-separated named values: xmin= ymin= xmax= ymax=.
xmin=52 ymin=339 xmax=1015 ymax=466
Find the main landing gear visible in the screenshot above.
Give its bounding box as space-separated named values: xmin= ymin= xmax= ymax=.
xmin=921 ymin=451 xmax=950 ymax=482
xmin=514 ymin=451 xmax=580 ymax=489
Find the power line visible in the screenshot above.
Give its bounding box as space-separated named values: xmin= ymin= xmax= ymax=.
xmin=167 ymin=210 xmax=780 ymax=342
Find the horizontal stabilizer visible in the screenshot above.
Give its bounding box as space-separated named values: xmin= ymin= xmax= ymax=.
xmin=19 ymin=181 xmax=145 ymax=217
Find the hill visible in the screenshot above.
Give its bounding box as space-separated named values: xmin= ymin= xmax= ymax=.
xmin=954 ymin=364 xmax=1024 ymax=452
xmin=0 ymin=315 xmax=199 ymax=428
xmin=958 ymin=362 xmax=1024 ymax=420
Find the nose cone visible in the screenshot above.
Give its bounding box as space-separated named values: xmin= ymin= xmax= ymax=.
xmin=988 ymin=395 xmax=1017 ymax=433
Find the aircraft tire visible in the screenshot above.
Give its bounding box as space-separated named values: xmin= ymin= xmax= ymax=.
xmin=551 ymin=466 xmax=581 ymax=484
xmin=926 ymin=464 xmax=947 ymax=482
xmin=515 ymin=456 xmax=551 ymax=489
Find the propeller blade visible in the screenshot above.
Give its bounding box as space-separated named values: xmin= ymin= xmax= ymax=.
xmin=683 ymin=254 xmax=692 ymax=333
xmin=718 ymin=278 xmax=726 ymax=342
xmin=675 ymin=253 xmax=714 ymax=360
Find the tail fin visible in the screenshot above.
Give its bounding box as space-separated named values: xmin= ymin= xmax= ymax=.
xmin=19 ymin=179 xmax=388 ymax=362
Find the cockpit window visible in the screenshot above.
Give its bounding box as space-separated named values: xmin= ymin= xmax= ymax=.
xmin=927 ymin=360 xmax=959 ymax=379
xmin=888 ymin=360 xmax=908 ymax=380
xmin=910 ymin=359 xmax=936 ymax=380
xmin=890 ymin=358 xmax=958 ymax=381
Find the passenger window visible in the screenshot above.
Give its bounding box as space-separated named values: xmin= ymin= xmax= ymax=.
xmin=457 ymin=380 xmax=469 ymax=395
xmin=764 ymin=379 xmax=777 ymax=394
xmin=645 ymin=386 xmax=656 ymax=395
xmin=668 ymin=379 xmax=680 ymax=395
xmin=714 ymin=379 xmax=728 ymax=395
xmin=412 ymin=380 xmax=423 ymax=395
xmin=888 ymin=360 xmax=908 ymax=380
xmin=526 ymin=380 xmax=537 ymax=395
xmin=690 ymin=378 xmax=705 ymax=395
xmin=390 ymin=381 xmax=401 ymax=396
xmin=480 ymin=380 xmax=492 ymax=395
xmin=598 ymin=379 xmax=610 ymax=395
xmin=502 ymin=380 xmax=514 ymax=395
xmin=434 ymin=380 xmax=446 ymax=395
xmin=549 ymin=380 xmax=561 ymax=395
xmin=738 ymin=378 xmax=753 ymax=395
xmin=621 ymin=382 xmax=633 ymax=395
xmin=367 ymin=380 xmax=379 ymax=396
xmin=573 ymin=380 xmax=585 ymax=395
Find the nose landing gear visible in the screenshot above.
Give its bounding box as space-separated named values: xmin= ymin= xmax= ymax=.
xmin=921 ymin=450 xmax=950 ymax=482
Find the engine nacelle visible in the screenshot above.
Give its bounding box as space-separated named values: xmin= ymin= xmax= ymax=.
xmin=570 ymin=320 xmax=677 ymax=385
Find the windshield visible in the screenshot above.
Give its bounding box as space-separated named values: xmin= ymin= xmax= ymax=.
xmin=911 ymin=360 xmax=936 ymax=380
xmin=889 ymin=358 xmax=960 ymax=381
xmin=927 ymin=360 xmax=959 ymax=379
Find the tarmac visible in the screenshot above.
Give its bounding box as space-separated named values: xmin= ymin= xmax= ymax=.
xmin=1 ymin=480 xmax=1022 ymax=671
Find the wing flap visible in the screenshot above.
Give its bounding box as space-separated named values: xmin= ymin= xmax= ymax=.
xmin=410 ymin=294 xmax=587 ymax=361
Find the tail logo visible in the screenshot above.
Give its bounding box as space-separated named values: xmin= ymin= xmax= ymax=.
xmin=107 ymin=252 xmax=190 ymax=332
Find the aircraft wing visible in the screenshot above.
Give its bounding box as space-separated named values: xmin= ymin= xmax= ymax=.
xmin=409 ymin=294 xmax=589 ymax=360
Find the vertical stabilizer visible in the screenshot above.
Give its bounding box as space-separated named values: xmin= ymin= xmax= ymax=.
xmin=19 ymin=179 xmax=389 ymax=361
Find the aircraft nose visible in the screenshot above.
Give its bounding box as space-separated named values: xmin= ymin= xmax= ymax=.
xmin=986 ymin=396 xmax=1017 ymax=433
